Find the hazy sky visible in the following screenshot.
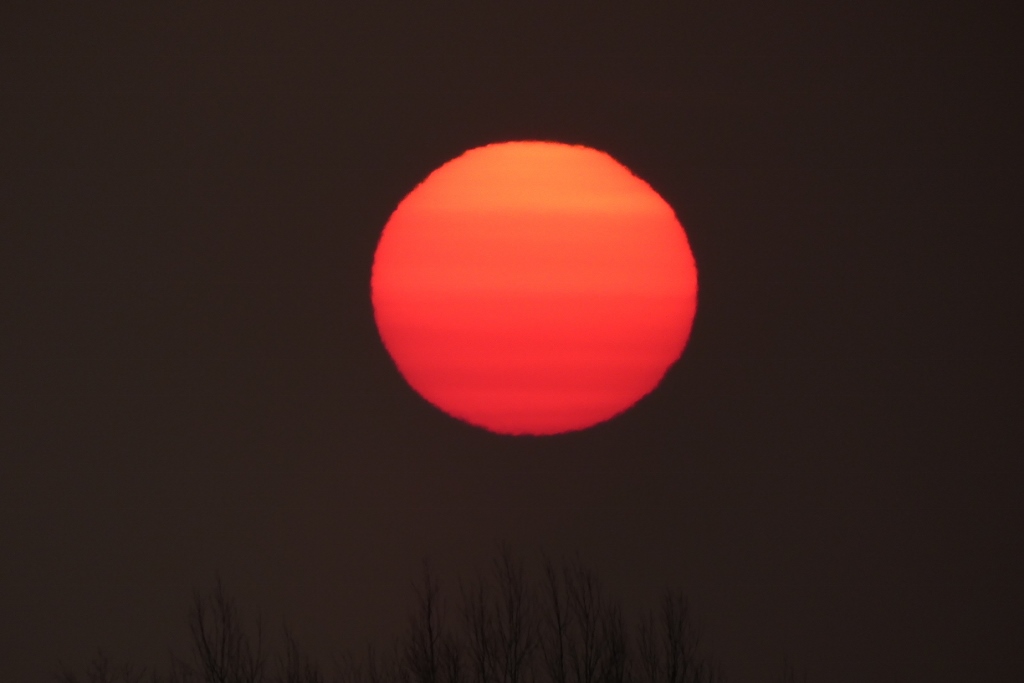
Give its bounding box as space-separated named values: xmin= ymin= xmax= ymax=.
xmin=2 ymin=8 xmax=1021 ymax=683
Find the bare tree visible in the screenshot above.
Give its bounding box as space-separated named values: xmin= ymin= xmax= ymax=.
xmin=461 ymin=574 xmax=496 ymax=683
xmin=439 ymin=632 xmax=464 ymax=683
xmin=57 ymin=650 xmax=150 ymax=683
xmin=333 ymin=649 xmax=364 ymax=683
xmin=274 ymin=627 xmax=324 ymax=683
xmin=57 ymin=552 xmax=730 ymax=683
xmin=185 ymin=579 xmax=266 ymax=683
xmin=493 ymin=549 xmax=536 ymax=683
xmin=563 ymin=561 xmax=605 ymax=683
xmin=599 ymin=604 xmax=630 ymax=683
xmin=540 ymin=558 xmax=571 ymax=683
xmin=405 ymin=563 xmax=446 ymax=683
xmin=637 ymin=592 xmax=718 ymax=683
xmin=364 ymin=644 xmax=409 ymax=683
xmin=775 ymin=658 xmax=807 ymax=683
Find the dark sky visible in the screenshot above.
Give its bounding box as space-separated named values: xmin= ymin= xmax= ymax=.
xmin=2 ymin=7 xmax=1021 ymax=683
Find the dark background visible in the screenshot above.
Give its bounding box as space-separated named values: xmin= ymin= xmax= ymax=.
xmin=2 ymin=6 xmax=1021 ymax=682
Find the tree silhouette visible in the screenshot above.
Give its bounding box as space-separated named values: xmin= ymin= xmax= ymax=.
xmin=187 ymin=579 xmax=267 ymax=683
xmin=57 ymin=551 xmax=747 ymax=683
xmin=774 ymin=658 xmax=808 ymax=683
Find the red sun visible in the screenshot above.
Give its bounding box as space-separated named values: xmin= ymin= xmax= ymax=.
xmin=371 ymin=141 xmax=698 ymax=435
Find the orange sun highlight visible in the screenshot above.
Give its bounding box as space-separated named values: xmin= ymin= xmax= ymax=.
xmin=371 ymin=141 xmax=698 ymax=435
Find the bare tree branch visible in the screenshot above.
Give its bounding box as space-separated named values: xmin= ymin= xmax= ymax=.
xmin=57 ymin=554 xmax=732 ymax=683
xmin=187 ymin=578 xmax=266 ymax=683
xmin=405 ymin=562 xmax=445 ymax=683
